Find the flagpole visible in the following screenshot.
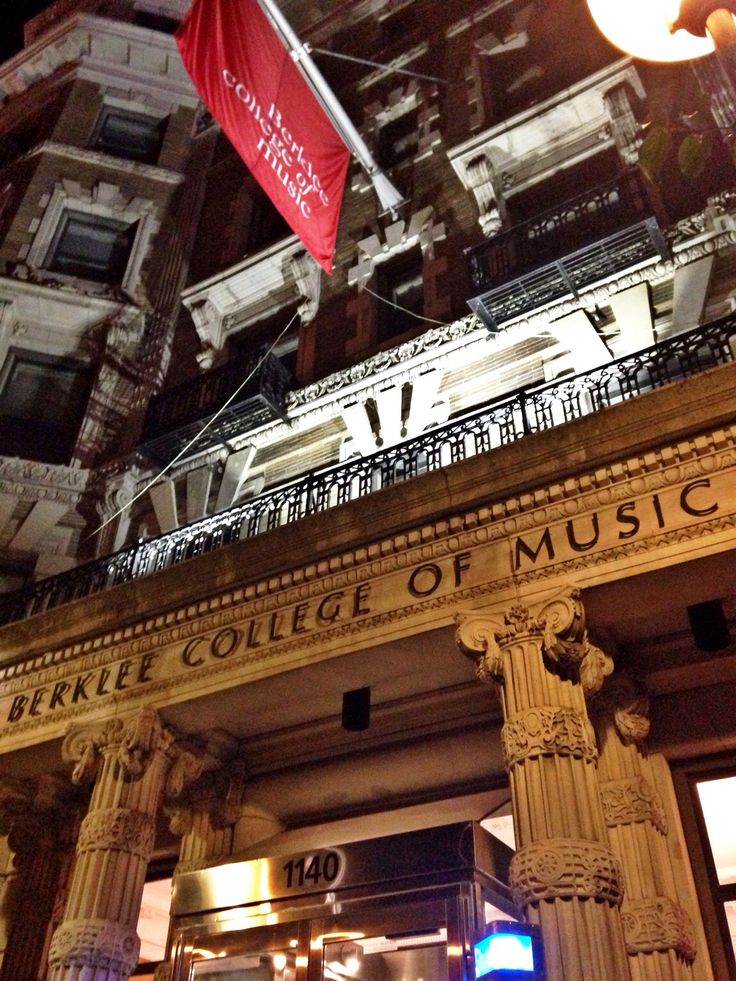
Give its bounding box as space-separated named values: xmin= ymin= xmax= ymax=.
xmin=257 ymin=0 xmax=407 ymax=216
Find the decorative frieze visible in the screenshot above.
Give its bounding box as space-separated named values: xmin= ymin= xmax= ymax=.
xmin=621 ymin=897 xmax=696 ymax=960
xmin=49 ymin=918 xmax=140 ymax=977
xmin=510 ymin=838 xmax=624 ymax=906
xmin=502 ymin=706 xmax=598 ymax=768
xmin=600 ymin=775 xmax=668 ymax=834
xmin=77 ymin=807 xmax=155 ymax=860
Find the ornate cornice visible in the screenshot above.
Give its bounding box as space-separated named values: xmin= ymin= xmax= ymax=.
xmin=0 ymin=457 xmax=89 ymax=505
xmin=1 ymin=421 xmax=733 ymax=701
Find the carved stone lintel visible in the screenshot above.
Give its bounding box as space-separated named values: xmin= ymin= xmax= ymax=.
xmin=48 ymin=917 xmax=140 ymax=975
xmin=502 ymin=706 xmax=598 ymax=768
xmin=600 ymin=776 xmax=668 ymax=835
xmin=77 ymin=808 xmax=155 ymax=861
xmin=621 ymin=897 xmax=696 ymax=961
xmin=510 ymin=838 xmax=624 ymax=907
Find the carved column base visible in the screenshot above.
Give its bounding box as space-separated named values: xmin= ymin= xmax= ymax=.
xmin=48 ymin=918 xmax=140 ymax=980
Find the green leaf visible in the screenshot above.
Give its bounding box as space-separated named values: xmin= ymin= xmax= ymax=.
xmin=678 ymin=132 xmax=712 ymax=180
xmin=638 ymin=125 xmax=672 ymax=183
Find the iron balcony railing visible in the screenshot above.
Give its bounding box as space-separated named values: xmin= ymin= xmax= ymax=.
xmin=465 ymin=170 xmax=669 ymax=331
xmin=0 ymin=315 xmax=734 ymax=626
xmin=140 ymin=349 xmax=291 ymax=463
xmin=466 ymin=169 xmax=656 ymax=293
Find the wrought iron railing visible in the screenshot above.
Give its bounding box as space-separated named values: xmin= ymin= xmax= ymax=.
xmin=466 ymin=170 xmax=654 ymax=293
xmin=1 ymin=315 xmax=734 ymax=626
xmin=140 ymin=349 xmax=291 ymax=462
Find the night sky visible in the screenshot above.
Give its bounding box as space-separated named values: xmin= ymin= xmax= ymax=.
xmin=2 ymin=1 xmax=57 ymax=62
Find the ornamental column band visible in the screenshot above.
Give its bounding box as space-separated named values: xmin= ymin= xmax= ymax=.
xmin=591 ymin=673 xmax=712 ymax=980
xmin=48 ymin=706 xmax=203 ymax=981
xmin=457 ymin=589 xmax=631 ymax=981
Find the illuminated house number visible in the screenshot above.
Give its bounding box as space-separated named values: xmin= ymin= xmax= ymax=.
xmin=282 ymin=851 xmax=341 ymax=889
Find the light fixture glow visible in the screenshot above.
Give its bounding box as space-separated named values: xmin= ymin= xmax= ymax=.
xmin=272 ymin=952 xmax=287 ymax=971
xmin=587 ymin=0 xmax=714 ymax=61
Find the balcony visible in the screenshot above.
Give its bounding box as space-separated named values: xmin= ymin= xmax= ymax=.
xmin=466 ymin=170 xmax=669 ymax=330
xmin=140 ymin=350 xmax=291 ymax=463
xmin=0 ymin=314 xmax=734 ymax=626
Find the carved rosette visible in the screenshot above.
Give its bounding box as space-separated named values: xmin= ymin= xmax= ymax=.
xmin=48 ymin=917 xmax=140 ymax=975
xmin=621 ymin=897 xmax=696 ymax=961
xmin=77 ymin=807 xmax=155 ymax=861
xmin=600 ymin=776 xmax=668 ymax=834
xmin=62 ymin=706 xmax=175 ymax=785
xmin=510 ymin=838 xmax=624 ymax=908
xmin=502 ymin=706 xmax=598 ymax=768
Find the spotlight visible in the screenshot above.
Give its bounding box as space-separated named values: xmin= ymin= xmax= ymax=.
xmin=687 ymin=599 xmax=730 ymax=652
xmin=342 ymin=686 xmax=370 ymax=731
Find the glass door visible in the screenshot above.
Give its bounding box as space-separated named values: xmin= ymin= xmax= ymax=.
xmin=310 ymin=893 xmax=468 ymax=981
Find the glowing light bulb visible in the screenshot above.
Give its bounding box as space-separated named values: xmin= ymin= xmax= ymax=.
xmin=587 ymin=0 xmax=714 ymax=61
xmin=272 ymin=952 xmax=287 ymax=972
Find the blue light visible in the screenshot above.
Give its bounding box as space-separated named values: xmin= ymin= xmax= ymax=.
xmin=474 ymin=932 xmax=535 ymax=976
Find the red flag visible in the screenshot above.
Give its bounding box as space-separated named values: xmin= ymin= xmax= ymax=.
xmin=176 ymin=0 xmax=350 ymax=273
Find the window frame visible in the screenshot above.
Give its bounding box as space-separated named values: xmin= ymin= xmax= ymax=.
xmin=91 ymin=104 xmax=167 ymax=165
xmin=375 ymin=247 xmax=425 ymax=341
xmin=45 ymin=209 xmax=138 ymax=285
xmin=0 ymin=347 xmax=93 ymax=465
xmin=25 ymin=183 xmax=159 ymax=298
xmin=673 ymin=755 xmax=736 ymax=979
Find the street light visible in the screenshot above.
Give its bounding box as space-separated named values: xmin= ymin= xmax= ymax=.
xmin=587 ymin=0 xmax=736 ymax=62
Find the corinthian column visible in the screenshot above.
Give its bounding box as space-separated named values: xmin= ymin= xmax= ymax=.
xmin=457 ymin=589 xmax=631 ymax=981
xmin=591 ymin=674 xmax=711 ymax=980
xmin=0 ymin=776 xmax=81 ymax=981
xmin=48 ymin=707 xmax=201 ymax=981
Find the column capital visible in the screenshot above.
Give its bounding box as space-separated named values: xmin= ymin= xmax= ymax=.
xmin=591 ymin=672 xmax=651 ymax=745
xmin=456 ymin=588 xmax=613 ymax=694
xmin=62 ymin=706 xmax=175 ymax=785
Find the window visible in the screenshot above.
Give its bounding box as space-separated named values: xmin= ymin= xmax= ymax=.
xmin=130 ymin=875 xmax=172 ymax=980
xmin=376 ymin=249 xmax=424 ymax=340
xmin=379 ymin=109 xmax=419 ymax=169
xmin=46 ymin=210 xmax=137 ymax=284
xmin=93 ymin=107 xmax=166 ymax=165
xmin=696 ymin=775 xmax=736 ymax=962
xmin=0 ymin=349 xmax=92 ymax=464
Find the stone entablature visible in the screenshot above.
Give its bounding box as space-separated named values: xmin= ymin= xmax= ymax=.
xmin=1 ymin=414 xmax=734 ymax=751
xmin=180 ymin=235 xmax=318 ymax=367
xmin=0 ymin=458 xmax=89 ymax=508
xmin=0 ymin=14 xmax=197 ymax=105
xmin=448 ymin=58 xmax=644 ymax=210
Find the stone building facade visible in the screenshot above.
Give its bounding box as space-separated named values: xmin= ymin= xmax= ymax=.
xmin=0 ymin=1 xmax=734 ymax=979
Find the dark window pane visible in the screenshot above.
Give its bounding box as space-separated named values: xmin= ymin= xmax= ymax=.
xmin=0 ymin=350 xmax=92 ymax=464
xmin=379 ymin=109 xmax=419 ymax=168
xmin=94 ymin=107 xmax=165 ymax=164
xmin=47 ymin=211 xmax=136 ymax=284
xmin=376 ymin=249 xmax=424 ymax=339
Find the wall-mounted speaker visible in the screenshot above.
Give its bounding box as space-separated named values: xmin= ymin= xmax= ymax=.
xmin=687 ymin=599 xmax=730 ymax=652
xmin=342 ymin=686 xmax=371 ymax=731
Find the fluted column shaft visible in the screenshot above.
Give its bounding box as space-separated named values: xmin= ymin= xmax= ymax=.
xmin=593 ymin=676 xmax=707 ymax=980
xmin=48 ymin=708 xmax=177 ymax=981
xmin=457 ymin=591 xmax=631 ymax=981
